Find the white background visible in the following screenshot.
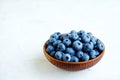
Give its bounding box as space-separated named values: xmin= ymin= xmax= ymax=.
xmin=0 ymin=0 xmax=120 ymax=80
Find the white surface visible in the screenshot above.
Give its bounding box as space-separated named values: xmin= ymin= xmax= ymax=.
xmin=0 ymin=0 xmax=120 ymax=80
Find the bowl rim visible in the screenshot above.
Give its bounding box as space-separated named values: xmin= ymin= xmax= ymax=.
xmin=43 ymin=40 xmax=105 ymax=64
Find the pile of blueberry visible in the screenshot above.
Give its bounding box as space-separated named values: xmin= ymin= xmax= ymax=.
xmin=45 ymin=30 xmax=105 ymax=62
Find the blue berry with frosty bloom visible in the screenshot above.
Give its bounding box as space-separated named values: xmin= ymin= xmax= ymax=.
xmin=82 ymin=53 xmax=90 ymax=61
xmin=59 ymin=34 xmax=70 ymax=40
xmin=90 ymin=36 xmax=96 ymax=45
xmin=55 ymin=51 xmax=63 ymax=60
xmin=95 ymin=50 xmax=100 ymax=56
xmin=70 ymin=30 xmax=77 ymax=34
xmin=82 ymin=34 xmax=90 ymax=43
xmin=50 ymin=51 xmax=56 ymax=57
xmin=83 ymin=43 xmax=93 ymax=52
xmin=78 ymin=30 xmax=86 ymax=37
xmin=49 ymin=37 xmax=56 ymax=43
xmin=71 ymin=56 xmax=79 ymax=62
xmin=89 ymin=50 xmax=96 ymax=59
xmin=96 ymin=39 xmax=102 ymax=44
xmin=63 ymin=38 xmax=72 ymax=46
xmin=53 ymin=40 xmax=61 ymax=47
xmin=76 ymin=51 xmax=83 ymax=58
xmin=46 ymin=45 xmax=54 ymax=53
xmin=87 ymin=32 xmax=92 ymax=38
xmin=73 ymin=40 xmax=83 ymax=51
xmin=66 ymin=47 xmax=75 ymax=56
xmin=89 ymin=42 xmax=94 ymax=49
xmin=57 ymin=43 xmax=66 ymax=51
xmin=63 ymin=53 xmax=71 ymax=62
xmin=70 ymin=30 xmax=79 ymax=40
xmin=55 ymin=32 xmax=61 ymax=36
xmin=50 ymin=33 xmax=59 ymax=40
xmin=97 ymin=42 xmax=105 ymax=51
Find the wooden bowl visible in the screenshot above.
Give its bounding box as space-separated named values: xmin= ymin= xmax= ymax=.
xmin=43 ymin=41 xmax=105 ymax=71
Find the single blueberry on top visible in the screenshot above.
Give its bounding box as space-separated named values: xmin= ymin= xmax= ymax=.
xmin=90 ymin=36 xmax=96 ymax=45
xmin=81 ymin=34 xmax=90 ymax=43
xmin=70 ymin=30 xmax=79 ymax=40
xmin=59 ymin=34 xmax=70 ymax=40
xmin=89 ymin=50 xmax=96 ymax=59
xmin=49 ymin=37 xmax=56 ymax=43
xmin=89 ymin=42 xmax=94 ymax=49
xmin=56 ymin=43 xmax=66 ymax=51
xmin=55 ymin=32 xmax=61 ymax=36
xmin=63 ymin=53 xmax=71 ymax=62
xmin=50 ymin=51 xmax=56 ymax=57
xmin=70 ymin=32 xmax=79 ymax=40
xmin=76 ymin=51 xmax=83 ymax=59
xmin=71 ymin=56 xmax=79 ymax=62
xmin=53 ymin=40 xmax=61 ymax=47
xmin=70 ymin=30 xmax=77 ymax=34
xmin=73 ymin=40 xmax=83 ymax=51
xmin=55 ymin=51 xmax=63 ymax=60
xmin=95 ymin=49 xmax=100 ymax=56
xmin=97 ymin=42 xmax=105 ymax=51
xmin=83 ymin=43 xmax=93 ymax=52
xmin=78 ymin=30 xmax=86 ymax=37
xmin=50 ymin=33 xmax=59 ymax=40
xmin=46 ymin=45 xmax=54 ymax=53
xmin=96 ymin=39 xmax=102 ymax=44
xmin=87 ymin=32 xmax=92 ymax=37
xmin=66 ymin=47 xmax=75 ymax=56
xmin=82 ymin=53 xmax=90 ymax=61
xmin=63 ymin=38 xmax=72 ymax=46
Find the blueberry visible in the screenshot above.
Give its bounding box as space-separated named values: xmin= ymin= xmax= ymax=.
xmin=90 ymin=36 xmax=96 ymax=45
xmin=82 ymin=53 xmax=90 ymax=61
xmin=49 ymin=37 xmax=56 ymax=43
xmin=96 ymin=39 xmax=102 ymax=44
xmin=53 ymin=40 xmax=61 ymax=47
xmin=95 ymin=50 xmax=100 ymax=56
xmin=46 ymin=40 xmax=51 ymax=46
xmin=76 ymin=51 xmax=83 ymax=58
xmin=70 ymin=30 xmax=77 ymax=34
xmin=71 ymin=56 xmax=79 ymax=62
xmin=50 ymin=33 xmax=59 ymax=39
xmin=73 ymin=40 xmax=83 ymax=51
xmin=50 ymin=51 xmax=56 ymax=57
xmin=63 ymin=38 xmax=72 ymax=46
xmin=46 ymin=45 xmax=54 ymax=53
xmin=63 ymin=53 xmax=71 ymax=62
xmin=59 ymin=34 xmax=70 ymax=40
xmin=89 ymin=50 xmax=96 ymax=59
xmin=55 ymin=32 xmax=61 ymax=36
xmin=83 ymin=43 xmax=93 ymax=52
xmin=55 ymin=51 xmax=63 ymax=60
xmin=78 ymin=30 xmax=86 ymax=37
xmin=89 ymin=42 xmax=94 ymax=49
xmin=66 ymin=47 xmax=75 ymax=56
xmin=97 ymin=42 xmax=105 ymax=51
xmin=70 ymin=31 xmax=79 ymax=40
xmin=71 ymin=33 xmax=79 ymax=40
xmin=87 ymin=32 xmax=92 ymax=37
xmin=57 ymin=43 xmax=66 ymax=51
xmin=82 ymin=34 xmax=90 ymax=43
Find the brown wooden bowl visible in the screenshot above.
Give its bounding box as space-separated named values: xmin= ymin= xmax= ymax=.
xmin=43 ymin=41 xmax=105 ymax=71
